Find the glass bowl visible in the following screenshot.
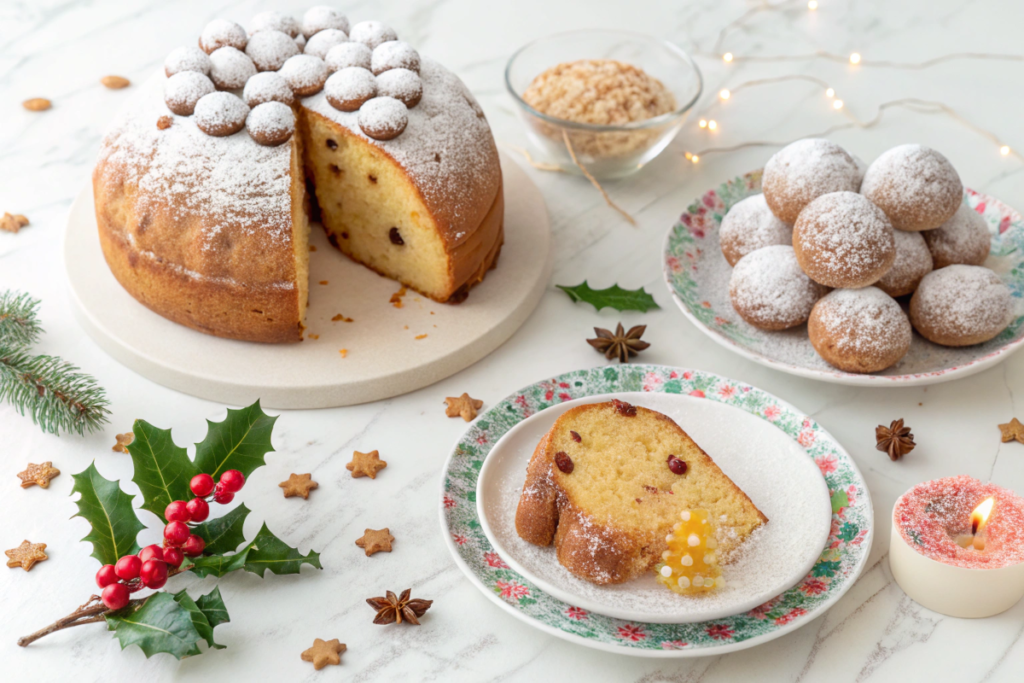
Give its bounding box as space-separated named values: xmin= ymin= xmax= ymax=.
xmin=505 ymin=30 xmax=702 ymax=179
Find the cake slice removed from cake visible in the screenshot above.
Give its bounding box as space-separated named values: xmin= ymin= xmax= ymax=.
xmin=515 ymin=399 xmax=767 ymax=585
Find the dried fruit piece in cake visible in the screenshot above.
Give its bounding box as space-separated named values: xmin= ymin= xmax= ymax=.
xmin=655 ymin=509 xmax=722 ymax=594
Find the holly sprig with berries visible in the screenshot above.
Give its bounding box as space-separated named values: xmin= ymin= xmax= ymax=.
xmin=17 ymin=401 xmax=322 ymax=659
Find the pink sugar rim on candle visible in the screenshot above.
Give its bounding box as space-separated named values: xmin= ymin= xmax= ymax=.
xmin=894 ymin=475 xmax=1024 ymax=569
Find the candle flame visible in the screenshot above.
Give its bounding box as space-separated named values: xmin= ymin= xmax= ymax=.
xmin=971 ymin=497 xmax=995 ymax=534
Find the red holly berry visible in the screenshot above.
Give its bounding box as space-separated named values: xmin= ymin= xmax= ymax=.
xmin=219 ymin=469 xmax=245 ymax=493
xmin=102 ymin=583 xmax=130 ymax=611
xmin=164 ymin=520 xmax=190 ymax=546
xmin=162 ymin=546 xmax=184 ymax=569
xmin=165 ymin=500 xmax=192 ymax=523
xmin=95 ymin=564 xmax=119 ymax=588
xmin=114 ymin=554 xmax=142 ymax=581
xmin=139 ymin=544 xmax=165 ymax=564
xmin=140 ymin=559 xmax=169 ymax=589
xmin=213 ymin=483 xmax=234 ymax=505
xmin=190 ymin=473 xmax=215 ymax=498
xmin=186 ymin=497 xmax=210 ymax=522
xmin=182 ymin=535 xmax=206 ymax=557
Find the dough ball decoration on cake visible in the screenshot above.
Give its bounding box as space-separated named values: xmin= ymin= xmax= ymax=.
xmin=245 ymin=29 xmax=300 ymax=72
xmin=325 ymin=42 xmax=372 ymax=71
xmin=719 ymin=193 xmax=792 ymax=266
xmin=305 ymin=28 xmax=350 ymax=60
xmin=325 ymin=67 xmax=377 ymax=111
xmin=762 ymin=138 xmax=861 ymax=224
xmin=278 ymin=54 xmax=329 ymax=96
xmin=910 ymin=265 xmax=1013 ymax=346
xmin=246 ymin=101 xmax=295 ymax=146
xmin=793 ymin=191 xmax=896 ymax=288
xmin=729 ymin=246 xmax=828 ymax=330
xmin=193 ymin=91 xmax=250 ymax=137
xmin=875 ymin=230 xmax=934 ymax=298
xmin=164 ymin=45 xmax=212 ymax=77
xmin=199 ymin=18 xmax=247 ymax=54
xmin=249 ymin=10 xmax=301 ymax=38
xmin=375 ymin=68 xmax=423 ymax=108
xmin=358 ymin=96 xmax=408 ymax=140
xmin=209 ymin=46 xmax=257 ymax=90
xmin=808 ymin=287 xmax=912 ymax=373
xmin=163 ymin=71 xmax=215 ymax=116
xmin=302 ymin=6 xmax=351 ymax=39
xmin=923 ymin=203 xmax=991 ymax=269
xmin=243 ymin=71 xmax=295 ymax=107
xmin=349 ymin=20 xmax=398 ymax=49
xmin=861 ymin=144 xmax=963 ymax=231
xmin=655 ymin=509 xmax=723 ymax=594
xmin=371 ymin=40 xmax=421 ymax=75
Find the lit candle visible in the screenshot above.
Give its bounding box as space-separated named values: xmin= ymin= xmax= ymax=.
xmin=890 ymin=477 xmax=1024 ymax=618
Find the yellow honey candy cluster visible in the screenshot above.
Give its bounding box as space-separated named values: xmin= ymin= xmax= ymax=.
xmin=655 ymin=508 xmax=722 ymax=594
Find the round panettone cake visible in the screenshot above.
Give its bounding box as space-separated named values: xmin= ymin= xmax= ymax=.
xmin=93 ymin=8 xmax=503 ymax=343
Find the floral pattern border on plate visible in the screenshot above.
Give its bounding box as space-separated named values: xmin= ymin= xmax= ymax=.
xmin=439 ymin=365 xmax=873 ymax=656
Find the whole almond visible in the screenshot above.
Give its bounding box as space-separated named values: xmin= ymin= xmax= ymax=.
xmin=22 ymin=98 xmax=51 ymax=111
xmin=101 ymin=75 xmax=130 ymax=89
xmin=156 ymin=115 xmax=173 ymax=130
xmin=1 ymin=213 xmax=30 ymax=233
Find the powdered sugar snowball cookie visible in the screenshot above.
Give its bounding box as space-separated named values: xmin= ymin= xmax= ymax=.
xmin=349 ymin=21 xmax=398 ymax=50
xmin=875 ymin=230 xmax=933 ymax=298
xmin=302 ymin=6 xmax=350 ymax=39
xmin=249 ymin=11 xmax=300 ymax=38
xmin=719 ymin=193 xmax=792 ymax=266
xmin=294 ymin=34 xmax=306 ymax=51
xmin=245 ymin=30 xmax=300 ymax=72
xmin=325 ymin=42 xmax=372 ymax=72
xmin=325 ymin=67 xmax=377 ymax=112
xmin=762 ymin=138 xmax=861 ymax=224
xmin=371 ymin=41 xmax=421 ymax=75
xmin=923 ymin=203 xmax=991 ymax=269
xmin=164 ymin=45 xmax=212 ymax=77
xmin=852 ymin=154 xmax=867 ymax=191
xmin=164 ymin=71 xmax=216 ymax=116
xmin=278 ymin=54 xmax=328 ymax=96
xmin=861 ymin=144 xmax=963 ymax=231
xmin=304 ymin=28 xmax=349 ymax=60
xmin=375 ymin=68 xmax=422 ymax=108
xmin=246 ymin=101 xmax=295 ymax=146
xmin=193 ymin=91 xmax=249 ymax=137
xmin=793 ymin=191 xmax=896 ymax=288
xmin=209 ymin=47 xmax=257 ymax=90
xmin=243 ymin=71 xmax=295 ymax=108
xmin=358 ymin=96 xmax=408 ymax=141
xmin=199 ymin=19 xmax=247 ymax=54
xmin=808 ymin=287 xmax=912 ymax=373
xmin=729 ymin=245 xmax=829 ymax=330
xmin=910 ymin=265 xmax=1013 ymax=346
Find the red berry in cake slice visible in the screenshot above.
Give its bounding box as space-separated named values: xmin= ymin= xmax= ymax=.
xmin=95 ymin=564 xmax=119 ymax=588
xmin=139 ymin=544 xmax=165 ymax=564
xmin=182 ymin=535 xmax=206 ymax=557
xmin=186 ymin=497 xmax=210 ymax=522
xmin=219 ymin=469 xmax=245 ymax=493
xmin=190 ymin=473 xmax=215 ymax=497
xmin=164 ymin=521 xmax=190 ymax=546
xmin=102 ymin=583 xmax=130 ymax=611
xmin=165 ymin=500 xmax=192 ymax=523
xmin=114 ymin=554 xmax=142 ymax=581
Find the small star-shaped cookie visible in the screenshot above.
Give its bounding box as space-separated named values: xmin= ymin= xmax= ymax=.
xmin=301 ymin=638 xmax=346 ymax=670
xmin=355 ymin=528 xmax=395 ymax=556
xmin=17 ymin=462 xmax=60 ymax=489
xmin=346 ymin=450 xmax=387 ymax=479
xmin=112 ymin=432 xmax=134 ymax=453
xmin=999 ymin=418 xmax=1024 ymax=444
xmin=6 ymin=540 xmax=48 ymax=571
xmin=445 ymin=393 xmax=483 ymax=421
xmin=279 ymin=473 xmax=318 ymax=499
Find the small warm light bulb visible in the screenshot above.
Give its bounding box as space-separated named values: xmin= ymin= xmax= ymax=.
xmin=698 ymin=119 xmax=708 ymax=128
xmin=833 ymin=99 xmax=844 ymax=110
xmin=685 ymin=151 xmax=693 ymax=160
xmin=849 ymin=52 xmax=861 ymax=64
xmin=719 ymin=89 xmax=731 ymax=100
xmin=723 ymin=52 xmax=734 ymax=63
xmin=825 ymin=87 xmax=835 ymax=98
xmin=808 ymin=0 xmax=818 ymax=9
xmin=691 ymin=154 xmax=700 ymax=163
xmin=1000 ymin=145 xmax=1011 ymax=156
xmin=708 ymin=120 xmax=717 ymax=130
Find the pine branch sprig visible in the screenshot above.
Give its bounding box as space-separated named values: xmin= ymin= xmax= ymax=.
xmin=0 ymin=290 xmax=43 ymax=348
xmin=0 ymin=343 xmax=110 ymax=435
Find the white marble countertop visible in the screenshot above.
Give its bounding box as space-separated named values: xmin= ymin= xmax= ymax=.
xmin=3 ymin=0 xmax=1024 ymax=680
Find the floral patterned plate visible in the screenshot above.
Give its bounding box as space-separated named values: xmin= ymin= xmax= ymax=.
xmin=663 ymin=173 xmax=1024 ymax=386
xmin=439 ymin=365 xmax=873 ymax=657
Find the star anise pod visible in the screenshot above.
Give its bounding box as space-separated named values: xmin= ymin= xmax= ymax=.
xmin=875 ymin=419 xmax=915 ymax=461
xmin=587 ymin=323 xmax=650 ymax=363
xmin=366 ymin=589 xmax=433 ymax=625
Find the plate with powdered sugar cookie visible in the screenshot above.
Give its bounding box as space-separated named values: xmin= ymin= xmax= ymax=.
xmin=663 ymin=139 xmax=1024 ymax=386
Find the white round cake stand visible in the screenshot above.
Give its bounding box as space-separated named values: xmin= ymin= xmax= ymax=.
xmin=64 ymin=152 xmax=551 ymax=409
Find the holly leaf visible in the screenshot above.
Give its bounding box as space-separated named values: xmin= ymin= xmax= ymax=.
xmin=196 ymin=587 xmax=230 ymax=629
xmin=173 ymin=590 xmax=225 ymax=652
xmin=71 ymin=462 xmax=145 ymax=566
xmin=188 ymin=549 xmax=250 ymax=579
xmin=105 ymin=592 xmax=201 ymax=660
xmin=243 ymin=523 xmax=322 ymax=576
xmin=556 ymin=281 xmax=660 ymax=313
xmin=193 ymin=504 xmax=250 ymax=554
xmin=193 ymin=401 xmax=277 ymax=480
xmin=127 ymin=419 xmax=199 ymax=522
